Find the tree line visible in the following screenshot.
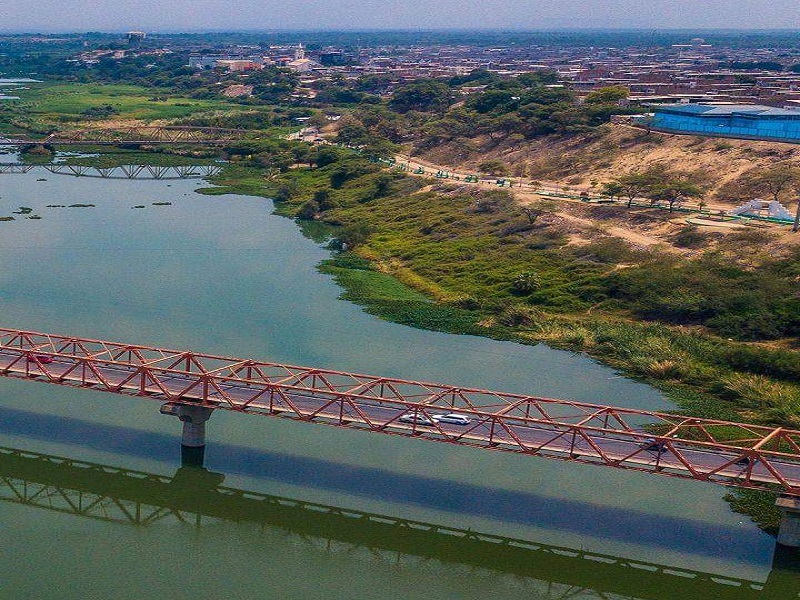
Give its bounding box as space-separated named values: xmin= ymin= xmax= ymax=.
xmin=604 ymin=165 xmax=800 ymax=230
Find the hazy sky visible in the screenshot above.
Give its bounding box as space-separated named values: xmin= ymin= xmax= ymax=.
xmin=4 ymin=0 xmax=800 ymax=32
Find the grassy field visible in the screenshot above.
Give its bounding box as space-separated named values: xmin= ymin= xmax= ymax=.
xmin=0 ymin=82 xmax=234 ymax=133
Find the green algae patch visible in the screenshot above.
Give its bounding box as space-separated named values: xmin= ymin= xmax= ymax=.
xmin=319 ymin=253 xmax=489 ymax=336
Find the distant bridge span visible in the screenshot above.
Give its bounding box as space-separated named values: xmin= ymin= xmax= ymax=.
xmin=0 ymin=163 xmax=222 ymax=179
xmin=0 ymin=126 xmax=251 ymax=146
xmin=1 ymin=327 xmax=799 ymax=499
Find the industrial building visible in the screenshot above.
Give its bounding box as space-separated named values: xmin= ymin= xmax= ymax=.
xmin=651 ymin=104 xmax=800 ymax=143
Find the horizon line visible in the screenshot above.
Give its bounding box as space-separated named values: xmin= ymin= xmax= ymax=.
xmin=3 ymin=27 xmax=800 ymax=35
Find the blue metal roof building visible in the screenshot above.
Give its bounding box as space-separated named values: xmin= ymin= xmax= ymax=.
xmin=650 ymin=104 xmax=800 ymax=143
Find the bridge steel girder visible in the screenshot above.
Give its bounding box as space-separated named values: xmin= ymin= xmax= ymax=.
xmin=0 ymin=327 xmax=799 ymax=496
xmin=0 ymin=164 xmax=35 ymax=174
xmin=6 ymin=126 xmax=250 ymax=146
xmin=43 ymin=164 xmax=222 ymax=180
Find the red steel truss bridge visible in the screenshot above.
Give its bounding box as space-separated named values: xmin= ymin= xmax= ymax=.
xmin=0 ymin=163 xmax=222 ymax=179
xmin=1 ymin=327 xmax=799 ymax=497
xmin=2 ymin=126 xmax=250 ymax=146
xmin=0 ymin=164 xmax=35 ymax=174
xmin=43 ymin=164 xmax=222 ymax=179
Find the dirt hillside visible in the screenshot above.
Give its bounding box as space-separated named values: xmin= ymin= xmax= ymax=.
xmin=416 ymin=124 xmax=800 ymax=202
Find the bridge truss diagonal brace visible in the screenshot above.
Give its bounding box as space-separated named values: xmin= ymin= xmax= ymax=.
xmin=1 ymin=326 xmax=800 ymax=496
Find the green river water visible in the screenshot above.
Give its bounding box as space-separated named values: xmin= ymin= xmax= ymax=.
xmin=0 ymin=163 xmax=796 ymax=599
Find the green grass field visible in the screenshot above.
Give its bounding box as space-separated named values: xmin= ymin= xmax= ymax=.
xmin=1 ymin=82 xmax=234 ymax=130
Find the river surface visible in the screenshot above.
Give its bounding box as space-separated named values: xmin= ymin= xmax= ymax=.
xmin=0 ymin=163 xmax=796 ymax=599
xmin=0 ymin=79 xmax=31 ymax=101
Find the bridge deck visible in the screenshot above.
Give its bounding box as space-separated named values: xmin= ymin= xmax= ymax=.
xmin=0 ymin=327 xmax=799 ymax=495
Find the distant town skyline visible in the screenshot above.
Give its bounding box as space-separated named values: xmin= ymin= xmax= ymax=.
xmin=3 ymin=0 xmax=800 ymax=32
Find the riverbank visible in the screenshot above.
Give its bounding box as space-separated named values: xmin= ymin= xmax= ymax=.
xmin=0 ymin=131 xmax=788 ymax=600
xmin=205 ymin=158 xmax=800 ymax=423
xmin=200 ymin=152 xmax=800 ymax=530
xmin=17 ymin=140 xmax=782 ymax=529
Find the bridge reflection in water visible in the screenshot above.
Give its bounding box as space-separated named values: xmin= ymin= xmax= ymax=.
xmin=0 ymin=445 xmax=796 ymax=600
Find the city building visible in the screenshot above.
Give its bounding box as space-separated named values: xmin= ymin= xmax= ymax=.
xmin=286 ymin=44 xmax=321 ymax=73
xmin=126 ymin=31 xmax=146 ymax=46
xmin=215 ymin=59 xmax=262 ymax=72
xmin=651 ymin=103 xmax=800 ymax=143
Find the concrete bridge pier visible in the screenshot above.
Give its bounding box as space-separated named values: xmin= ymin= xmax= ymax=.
xmin=766 ymin=539 xmax=800 ymax=597
xmin=776 ymin=496 xmax=800 ymax=548
xmin=160 ymin=403 xmax=215 ymax=468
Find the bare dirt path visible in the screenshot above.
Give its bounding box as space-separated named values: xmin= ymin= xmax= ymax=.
xmin=394 ymin=152 xmax=738 ymax=214
xmin=557 ymin=211 xmax=673 ymax=250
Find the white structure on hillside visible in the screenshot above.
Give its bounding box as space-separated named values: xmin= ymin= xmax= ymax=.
xmin=728 ymin=198 xmax=794 ymax=221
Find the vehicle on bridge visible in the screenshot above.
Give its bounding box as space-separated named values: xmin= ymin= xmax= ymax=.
xmin=26 ymin=353 xmax=53 ymax=364
xmin=639 ymin=438 xmax=667 ymax=453
xmin=399 ymin=413 xmax=435 ymax=426
xmin=433 ymin=413 xmax=472 ymax=425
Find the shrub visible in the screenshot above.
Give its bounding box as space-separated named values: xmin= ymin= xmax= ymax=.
xmin=498 ymin=305 xmax=537 ymax=327
xmin=719 ymin=345 xmax=800 ymax=381
xmin=478 ymin=160 xmax=508 ymax=176
xmin=633 ymin=359 xmax=684 ymax=380
xmin=573 ymin=238 xmax=636 ymax=263
xmin=719 ymin=373 xmax=793 ymax=409
xmin=670 ymin=226 xmax=708 ymax=249
xmin=313 ymin=189 xmax=336 ymax=211
xmin=273 ymin=183 xmax=296 ymax=203
xmin=447 ymin=296 xmax=481 ymax=310
xmin=81 ymin=104 xmax=119 ymax=119
xmin=337 ymin=223 xmax=372 ymax=249
xmin=511 ymin=271 xmax=541 ymax=294
xmin=298 ymin=200 xmax=319 ymax=220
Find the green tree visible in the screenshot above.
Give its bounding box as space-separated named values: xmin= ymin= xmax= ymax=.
xmin=307 ymin=113 xmax=329 ymax=128
xmin=750 ymin=165 xmax=800 ymax=204
xmin=585 ymin=86 xmax=629 ymax=104
xmin=388 ymin=80 xmax=451 ymax=113
xmin=648 ymin=177 xmax=703 ymax=213
xmin=519 ymin=86 xmax=575 ymax=106
xmin=335 ymin=116 xmax=369 ymax=145
xmin=600 ymin=181 xmax=625 ymax=201
xmin=313 ymin=146 xmax=341 ymax=168
xmin=466 ymin=90 xmax=518 ymax=114
xmin=360 ymin=137 xmax=398 ymax=161
xmin=338 ymin=223 xmax=372 ymax=248
xmin=606 ymin=170 xmax=663 ymax=208
xmin=298 ymin=200 xmax=320 ymax=220
xmin=313 ymin=188 xmax=336 ymax=211
xmin=373 ymin=174 xmax=392 ymax=198
xmin=516 ymin=70 xmax=559 ymax=86
xmin=291 ymin=145 xmax=311 ymax=165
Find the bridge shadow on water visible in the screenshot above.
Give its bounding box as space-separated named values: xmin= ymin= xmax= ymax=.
xmin=0 ymin=406 xmax=789 ymax=566
xmin=0 ymin=444 xmax=798 ymax=599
